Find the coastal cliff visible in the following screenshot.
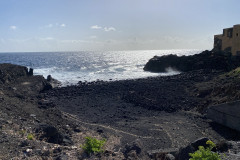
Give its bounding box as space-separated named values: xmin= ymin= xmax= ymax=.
xmin=143 ymin=50 xmax=240 ymax=73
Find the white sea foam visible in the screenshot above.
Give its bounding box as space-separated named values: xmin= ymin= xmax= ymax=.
xmin=0 ymin=49 xmax=202 ymax=86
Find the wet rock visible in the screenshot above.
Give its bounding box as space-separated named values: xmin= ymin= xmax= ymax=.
xmin=47 ymin=75 xmax=61 ymax=88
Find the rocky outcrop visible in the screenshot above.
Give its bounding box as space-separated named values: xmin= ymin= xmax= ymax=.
xmin=0 ymin=64 xmax=55 ymax=94
xmin=47 ymin=75 xmax=61 ymax=88
xmin=144 ymin=50 xmax=240 ymax=73
xmin=0 ymin=63 xmax=33 ymax=84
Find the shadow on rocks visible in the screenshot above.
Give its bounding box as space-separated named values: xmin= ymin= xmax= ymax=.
xmin=35 ymin=124 xmax=73 ymax=146
xmin=209 ymin=122 xmax=240 ymax=141
xmin=176 ymin=137 xmax=209 ymax=160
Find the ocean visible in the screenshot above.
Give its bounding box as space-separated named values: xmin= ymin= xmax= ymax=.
xmin=0 ymin=49 xmax=202 ymax=86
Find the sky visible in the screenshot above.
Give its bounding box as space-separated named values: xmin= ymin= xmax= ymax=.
xmin=0 ymin=0 xmax=239 ymax=52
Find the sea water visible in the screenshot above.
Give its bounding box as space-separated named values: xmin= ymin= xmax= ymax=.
xmin=0 ymin=49 xmax=202 ymax=86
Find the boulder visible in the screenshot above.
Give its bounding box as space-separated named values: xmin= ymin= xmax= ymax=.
xmin=47 ymin=75 xmax=61 ymax=88
xmin=35 ymin=124 xmax=72 ymax=145
xmin=123 ymin=140 xmax=144 ymax=159
xmin=147 ymin=148 xmax=178 ymax=160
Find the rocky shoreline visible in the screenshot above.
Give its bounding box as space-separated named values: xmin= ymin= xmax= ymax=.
xmin=0 ymin=60 xmax=240 ymax=159
xmin=144 ymin=50 xmax=240 ymax=73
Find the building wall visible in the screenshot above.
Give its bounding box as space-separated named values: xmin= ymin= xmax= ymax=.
xmin=232 ymin=25 xmax=240 ymax=55
xmin=214 ymin=25 xmax=240 ymax=55
xmin=214 ymin=34 xmax=222 ymax=51
xmin=221 ymin=28 xmax=233 ymax=52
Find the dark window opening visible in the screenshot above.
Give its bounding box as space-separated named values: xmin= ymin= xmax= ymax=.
xmin=227 ymin=29 xmax=233 ymax=38
xmin=237 ymin=33 xmax=239 ymax=37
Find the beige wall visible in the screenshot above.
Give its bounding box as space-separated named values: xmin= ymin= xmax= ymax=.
xmin=214 ymin=25 xmax=240 ymax=55
xmin=221 ymin=28 xmax=233 ymax=52
xmin=232 ymin=25 xmax=240 ymax=55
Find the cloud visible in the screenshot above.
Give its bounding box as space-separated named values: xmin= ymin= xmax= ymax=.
xmin=60 ymin=24 xmax=66 ymax=27
xmin=10 ymin=26 xmax=17 ymax=30
xmin=61 ymin=39 xmax=90 ymax=43
xmin=45 ymin=24 xmax=53 ymax=28
xmin=90 ymin=25 xmax=116 ymax=32
xmin=104 ymin=27 xmax=116 ymax=32
xmin=91 ymin=25 xmax=102 ymax=29
xmin=43 ymin=23 xmax=66 ymax=29
xmin=39 ymin=37 xmax=54 ymax=41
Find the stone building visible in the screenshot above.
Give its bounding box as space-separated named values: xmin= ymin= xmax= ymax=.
xmin=214 ymin=24 xmax=240 ymax=55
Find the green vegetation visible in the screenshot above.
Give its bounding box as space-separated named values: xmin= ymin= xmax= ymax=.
xmin=27 ymin=133 xmax=34 ymax=140
xmin=82 ymin=136 xmax=106 ymax=154
xmin=222 ymin=67 xmax=240 ymax=78
xmin=189 ymin=140 xmax=221 ymax=160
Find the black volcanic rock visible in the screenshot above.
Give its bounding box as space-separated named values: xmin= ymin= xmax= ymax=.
xmin=0 ymin=63 xmax=55 ymax=94
xmin=144 ymin=50 xmax=240 ymax=72
xmin=0 ymin=63 xmax=29 ymax=84
xmin=35 ymin=124 xmax=73 ymax=145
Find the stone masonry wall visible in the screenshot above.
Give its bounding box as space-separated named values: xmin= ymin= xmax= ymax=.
xmin=214 ymin=25 xmax=240 ymax=55
xmin=232 ymin=25 xmax=240 ymax=55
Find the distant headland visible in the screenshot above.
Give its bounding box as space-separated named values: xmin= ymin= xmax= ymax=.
xmin=144 ymin=24 xmax=240 ymax=73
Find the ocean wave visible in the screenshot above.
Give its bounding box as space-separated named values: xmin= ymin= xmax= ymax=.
xmin=0 ymin=49 xmax=202 ymax=86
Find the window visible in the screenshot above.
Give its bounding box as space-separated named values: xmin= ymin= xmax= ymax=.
xmin=227 ymin=29 xmax=233 ymax=38
xmin=237 ymin=33 xmax=239 ymax=37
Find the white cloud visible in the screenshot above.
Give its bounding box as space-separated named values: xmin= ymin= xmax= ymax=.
xmin=91 ymin=25 xmax=102 ymax=29
xmin=60 ymin=24 xmax=66 ymax=27
xmin=61 ymin=39 xmax=89 ymax=43
xmin=10 ymin=26 xmax=17 ymax=30
xmin=39 ymin=37 xmax=54 ymax=41
xmin=43 ymin=23 xmax=66 ymax=28
xmin=90 ymin=25 xmax=116 ymax=32
xmin=104 ymin=27 xmax=116 ymax=32
xmin=45 ymin=24 xmax=53 ymax=28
